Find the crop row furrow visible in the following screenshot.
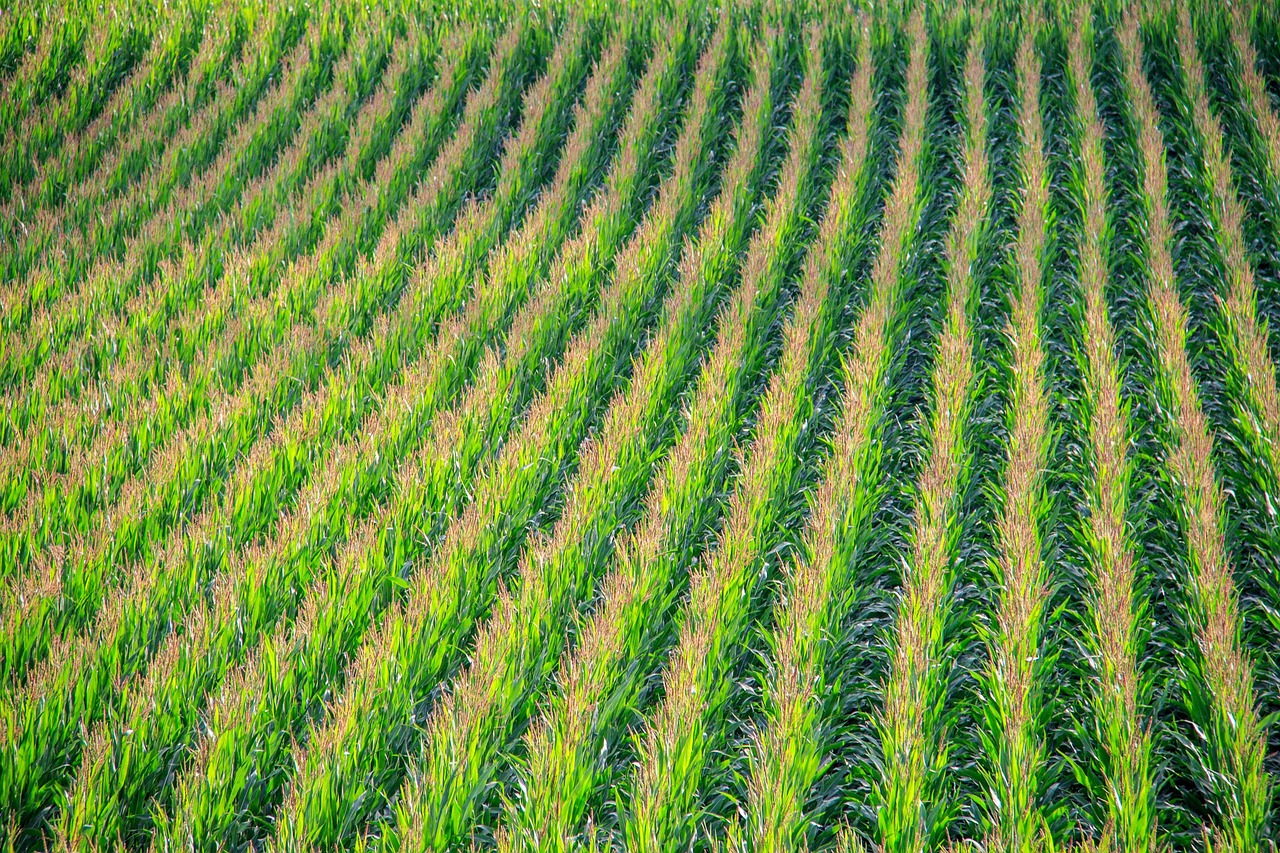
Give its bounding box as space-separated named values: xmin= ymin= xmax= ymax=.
xmin=146 ymin=28 xmax=659 ymax=851
xmin=266 ymin=20 xmax=733 ymax=850
xmin=735 ymin=10 xmax=931 ymax=849
xmin=872 ymin=22 xmax=990 ymax=853
xmin=1122 ymin=10 xmax=1271 ymax=848
xmin=0 ymin=24 xmax=459 ymax=583
xmin=0 ymin=24 xmax=517 ymax=842
xmin=1173 ymin=6 xmax=1280 ymax=500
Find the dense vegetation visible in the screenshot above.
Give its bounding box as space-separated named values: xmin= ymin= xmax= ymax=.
xmin=3 ymin=0 xmax=1280 ymax=849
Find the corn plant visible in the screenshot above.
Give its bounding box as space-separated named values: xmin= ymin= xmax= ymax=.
xmin=1119 ymin=8 xmax=1272 ymax=849
xmin=1053 ymin=7 xmax=1158 ymax=850
xmin=267 ymin=19 xmax=734 ymax=850
xmin=717 ymin=12 xmax=931 ymax=853
xmin=872 ymin=18 xmax=991 ymax=853
xmin=0 ymin=24 xmax=536 ymax=842
xmin=386 ymin=26 xmax=790 ymax=852
xmin=145 ymin=28 xmax=654 ymax=852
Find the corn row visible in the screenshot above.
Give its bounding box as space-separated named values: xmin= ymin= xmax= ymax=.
xmin=1227 ymin=7 xmax=1280 ymax=253
xmin=873 ymin=20 xmax=990 ymax=853
xmin=738 ymin=10 xmax=930 ymax=850
xmin=0 ymin=5 xmax=249 ymax=286
xmin=0 ymin=25 xmax=470 ymax=589
xmin=147 ymin=30 xmax=651 ymax=852
xmin=1121 ymin=11 xmax=1272 ymax=849
xmin=0 ymin=15 xmax=88 ymax=155
xmin=1174 ymin=4 xmax=1280 ymax=486
xmin=0 ymin=6 xmax=312 ymax=354
xmin=0 ymin=12 xmax=150 ymax=205
xmin=44 ymin=25 xmax=587 ymax=852
xmin=2 ymin=6 xmax=205 ymax=218
xmin=572 ymin=32 xmax=872 ymax=853
xmin=975 ymin=13 xmax=1055 ymax=852
xmin=267 ymin=22 xmax=733 ymax=850
xmin=0 ymin=18 xmax=397 ymax=560
xmin=0 ymin=25 xmax=522 ymax=845
xmin=0 ymin=20 xmax=512 ymax=701
xmin=391 ymin=30 xmax=788 ymax=852
xmin=1061 ymin=10 xmax=1156 ymax=850
xmin=0 ymin=10 xmax=345 ymax=399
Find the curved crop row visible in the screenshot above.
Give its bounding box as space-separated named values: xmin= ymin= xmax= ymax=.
xmin=0 ymin=4 xmax=249 ymax=285
xmin=973 ymin=13 xmax=1057 ymax=850
xmin=1120 ymin=9 xmax=1271 ymax=849
xmin=872 ymin=20 xmax=991 ymax=853
xmin=0 ymin=14 xmax=401 ymax=564
xmin=144 ymin=26 xmax=669 ymax=851
xmin=264 ymin=19 xmax=735 ymax=851
xmin=1061 ymin=8 xmax=1154 ymax=849
xmin=386 ymin=27 xmax=796 ymax=852
xmin=737 ymin=10 xmax=932 ymax=850
xmin=0 ymin=23 xmax=534 ymax=844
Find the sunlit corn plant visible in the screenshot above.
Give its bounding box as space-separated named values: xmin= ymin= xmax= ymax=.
xmin=872 ymin=13 xmax=992 ymax=852
xmin=46 ymin=19 xmax=585 ymax=852
xmin=0 ymin=21 xmax=539 ymax=844
xmin=266 ymin=16 xmax=734 ymax=852
xmin=732 ymin=9 xmax=933 ymax=851
xmin=1051 ymin=6 xmax=1158 ymax=850
xmin=1117 ymin=6 xmax=1273 ymax=849
xmin=386 ymin=24 xmax=791 ymax=852
xmin=146 ymin=29 xmax=650 ymax=853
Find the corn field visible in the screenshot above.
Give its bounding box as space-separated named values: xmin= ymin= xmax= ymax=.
xmin=4 ymin=0 xmax=1280 ymax=849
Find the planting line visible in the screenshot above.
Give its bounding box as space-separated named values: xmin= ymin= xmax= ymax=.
xmin=266 ymin=21 xmax=734 ymax=851
xmin=1174 ymin=4 xmax=1280 ymax=485
xmin=1121 ymin=10 xmax=1272 ymax=849
xmin=0 ymin=10 xmax=150 ymax=205
xmin=972 ymin=13 xmax=1056 ymax=852
xmin=0 ymin=19 xmax=418 ymax=571
xmin=45 ymin=24 xmax=594 ymax=852
xmin=0 ymin=5 xmax=248 ymax=286
xmin=0 ymin=9 xmax=341 ymax=397
xmin=0 ymin=18 xmax=397 ymax=552
xmin=0 ymin=14 xmax=87 ymax=154
xmin=0 ymin=5 xmax=311 ymax=358
xmin=579 ymin=28 xmax=876 ymax=853
xmin=0 ymin=22 xmax=466 ymax=579
xmin=1227 ymin=7 xmax=1280 ymax=231
xmin=388 ymin=29 xmax=793 ymax=853
xmin=147 ymin=27 xmax=670 ymax=852
xmin=0 ymin=22 xmax=517 ymax=694
xmin=2 ymin=4 xmax=203 ymax=218
xmin=737 ymin=10 xmax=931 ymax=850
xmin=1062 ymin=10 xmax=1156 ymax=850
xmin=872 ymin=20 xmax=990 ymax=853
xmin=0 ymin=20 xmax=535 ymax=849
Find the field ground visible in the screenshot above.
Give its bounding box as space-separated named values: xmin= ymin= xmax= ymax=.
xmin=4 ymin=0 xmax=1280 ymax=850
